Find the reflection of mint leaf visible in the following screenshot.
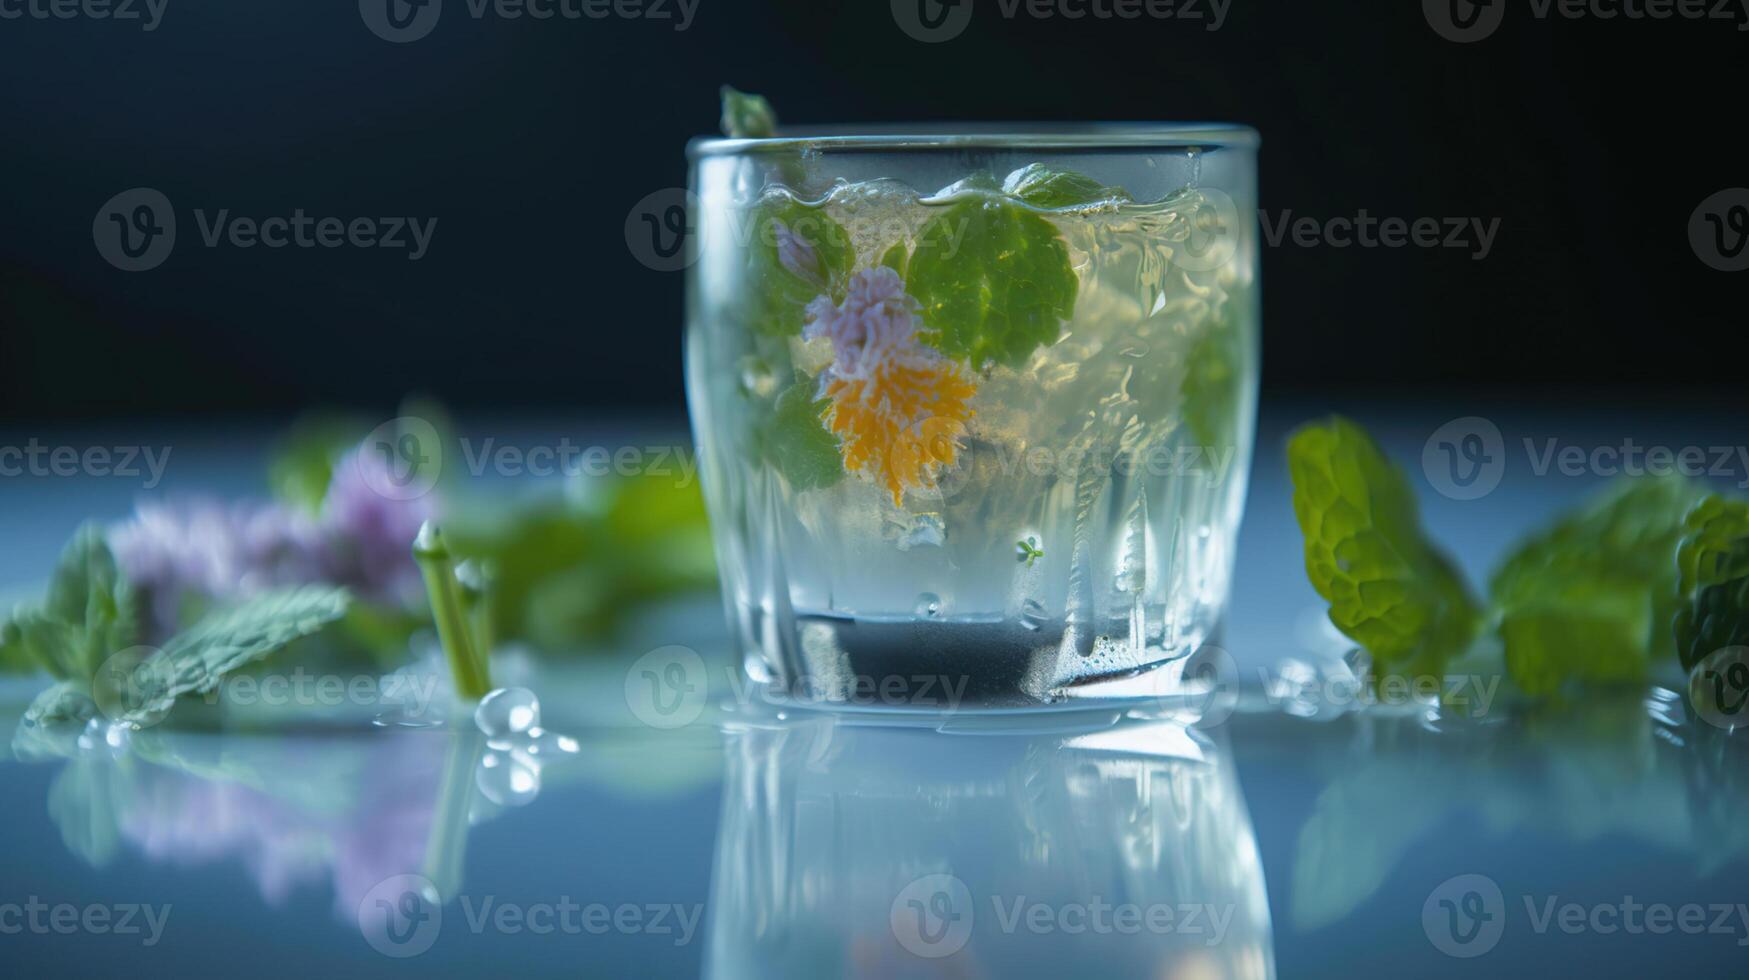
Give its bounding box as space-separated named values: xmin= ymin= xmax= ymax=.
xmin=1181 ymin=309 xmax=1246 ymax=450
xmin=764 ymin=382 xmax=844 ymax=492
xmin=1002 ymin=163 xmax=1131 ymax=210
xmin=908 ymin=193 xmax=1079 ymax=368
xmin=1490 ymin=477 xmax=1704 ymax=694
xmin=1674 ymin=495 xmax=1749 ymax=671
xmin=735 ymin=200 xmax=853 ymax=336
xmin=720 ymin=86 xmax=778 ymax=139
xmin=1 ymin=525 xmax=139 ymax=680
xmin=1287 ymin=417 xmax=1481 ymax=679
xmin=1678 ymin=577 xmax=1749 ymax=674
xmin=122 ymin=586 xmax=351 ymax=724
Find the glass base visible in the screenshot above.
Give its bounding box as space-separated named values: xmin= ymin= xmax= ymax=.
xmin=739 ymin=603 xmax=1211 ymax=713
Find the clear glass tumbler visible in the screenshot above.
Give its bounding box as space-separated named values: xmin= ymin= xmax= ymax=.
xmin=685 ymin=124 xmax=1259 ymax=707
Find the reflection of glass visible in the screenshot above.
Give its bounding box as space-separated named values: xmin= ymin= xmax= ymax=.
xmin=687 ymin=128 xmax=1259 ymax=705
xmin=706 ymin=714 xmax=1275 ymax=978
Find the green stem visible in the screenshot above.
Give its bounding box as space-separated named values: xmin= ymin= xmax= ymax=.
xmin=414 ymin=522 xmax=492 ymax=701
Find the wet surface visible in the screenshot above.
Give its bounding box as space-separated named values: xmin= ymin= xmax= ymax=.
xmin=4 ymin=408 xmax=1749 ymax=977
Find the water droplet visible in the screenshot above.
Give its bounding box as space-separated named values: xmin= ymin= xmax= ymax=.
xmin=77 ymin=717 xmax=129 ymax=753
xmin=475 ymin=687 xmax=540 ymax=737
xmin=476 ymin=750 xmax=540 ymax=806
xmin=1020 ymin=600 xmax=1048 ymax=632
xmin=1197 ymin=524 xmax=1212 ymax=540
xmin=915 ymin=593 xmax=942 ymax=618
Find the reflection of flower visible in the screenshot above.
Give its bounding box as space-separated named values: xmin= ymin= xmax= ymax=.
xmin=110 ymin=441 xmax=436 ymax=640
xmin=115 ymin=733 xmax=446 ymax=919
xmin=804 ymin=267 xmax=975 ymax=506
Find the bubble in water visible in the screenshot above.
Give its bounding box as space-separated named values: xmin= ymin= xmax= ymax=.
xmin=1020 ymin=599 xmax=1048 ymax=632
xmin=476 ymin=750 xmax=540 ymax=806
xmin=475 ymin=687 xmax=540 ymax=737
xmin=915 ymin=593 xmax=942 ymax=618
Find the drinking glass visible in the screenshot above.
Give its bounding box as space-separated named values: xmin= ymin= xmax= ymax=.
xmin=685 ymin=124 xmax=1259 ymax=708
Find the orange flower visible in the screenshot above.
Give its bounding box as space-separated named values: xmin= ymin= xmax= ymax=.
xmin=803 ymin=268 xmax=977 ymax=506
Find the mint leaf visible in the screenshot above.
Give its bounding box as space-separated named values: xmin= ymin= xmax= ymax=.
xmin=1674 ymin=495 xmax=1749 ymax=671
xmin=762 ymin=381 xmax=844 ymax=491
xmin=267 ymin=414 xmax=367 ymax=513
xmin=1 ymin=525 xmax=140 ymax=680
xmin=720 ymin=86 xmax=778 ymax=139
xmin=734 ymin=199 xmax=854 ymax=336
xmin=1676 ymin=495 xmax=1749 ymax=598
xmin=1490 ymin=476 xmax=1704 ymax=693
xmin=1002 ymin=163 xmax=1132 ymax=210
xmin=120 ymin=586 xmax=351 ymax=724
xmin=879 ymin=241 xmax=908 ymax=278
xmin=1287 ymin=417 xmax=1481 ymax=679
xmin=45 ymin=524 xmax=138 ymax=678
xmin=908 ymin=192 xmax=1079 ymax=368
xmin=23 ymin=681 xmax=97 ymax=728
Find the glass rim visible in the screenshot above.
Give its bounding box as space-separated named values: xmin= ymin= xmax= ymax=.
xmin=688 ymin=122 xmax=1259 ymax=158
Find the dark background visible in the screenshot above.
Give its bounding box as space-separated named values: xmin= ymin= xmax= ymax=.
xmin=1 ymin=0 xmax=1741 ymax=425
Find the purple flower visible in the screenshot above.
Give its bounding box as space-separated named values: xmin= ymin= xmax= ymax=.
xmin=110 ymin=499 xmax=325 ymax=641
xmin=319 ymin=447 xmax=435 ymax=607
xmin=109 ymin=441 xmax=437 ymax=639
